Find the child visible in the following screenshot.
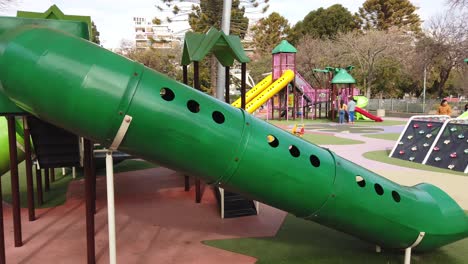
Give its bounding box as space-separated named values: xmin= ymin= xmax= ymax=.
xmin=338 ymin=100 xmax=347 ymax=124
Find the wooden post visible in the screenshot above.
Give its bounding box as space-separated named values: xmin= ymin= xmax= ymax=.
xmin=90 ymin=144 xmax=96 ymax=214
xmin=44 ymin=167 xmax=50 ymax=192
xmin=23 ymin=116 xmax=35 ymax=221
xmin=225 ymin=66 xmax=230 ymax=104
xmin=0 ymin=160 xmax=6 ymax=263
xmin=50 ymin=168 xmax=55 ymax=182
xmin=241 ymin=63 xmax=246 ymax=110
xmin=35 ymin=166 xmax=43 ymax=205
xmin=83 ymin=139 xmax=95 ymax=264
xmin=193 ymin=61 xmax=201 ymax=203
xmin=183 ymin=65 xmax=190 ymax=192
xmin=7 ymin=116 xmax=22 ymax=247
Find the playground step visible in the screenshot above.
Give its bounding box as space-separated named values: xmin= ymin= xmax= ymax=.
xmin=28 ymin=117 xmax=80 ymax=169
xmin=220 ymin=190 xmax=257 ymax=218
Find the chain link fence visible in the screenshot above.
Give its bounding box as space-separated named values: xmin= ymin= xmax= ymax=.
xmin=367 ymin=99 xmax=467 ymax=115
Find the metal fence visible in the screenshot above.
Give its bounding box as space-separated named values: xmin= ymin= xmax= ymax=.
xmin=367 ymin=99 xmax=468 ymax=114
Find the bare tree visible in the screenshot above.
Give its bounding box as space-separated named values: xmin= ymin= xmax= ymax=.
xmin=0 ymin=0 xmax=16 ymax=11
xmin=422 ymin=11 xmax=468 ymax=97
xmin=447 ymin=0 xmax=468 ymax=9
xmin=335 ymin=29 xmax=413 ymax=98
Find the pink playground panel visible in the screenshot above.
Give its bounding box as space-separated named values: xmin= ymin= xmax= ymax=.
xmin=272 ymin=53 xmax=295 ymax=80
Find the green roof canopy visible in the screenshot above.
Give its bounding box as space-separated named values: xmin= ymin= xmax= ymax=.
xmin=331 ymin=68 xmax=356 ymax=84
xmin=17 ymin=5 xmax=92 ymax=40
xmin=181 ymin=27 xmax=250 ymax=67
xmin=272 ymin=40 xmax=297 ymax=54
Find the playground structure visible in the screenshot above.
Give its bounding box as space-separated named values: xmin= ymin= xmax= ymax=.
xmin=390 ymin=115 xmax=468 ymax=173
xmin=0 ymin=12 xmax=467 ymax=264
xmin=235 ymin=40 xmax=381 ymax=122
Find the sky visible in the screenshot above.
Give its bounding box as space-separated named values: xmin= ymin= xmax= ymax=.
xmin=1 ymin=0 xmax=449 ymax=49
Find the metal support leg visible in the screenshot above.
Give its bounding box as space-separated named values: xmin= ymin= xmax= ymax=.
xmin=404 ymin=247 xmax=411 ymax=264
xmin=106 ymin=152 xmax=117 ymax=264
xmin=50 ymin=168 xmax=55 ymax=182
xmin=7 ymin=116 xmax=22 ymax=247
xmin=195 ymin=179 xmax=201 ymax=203
xmin=35 ymin=166 xmax=43 ymax=206
xmin=184 ymin=175 xmax=190 ymax=191
xmin=44 ymin=167 xmax=50 ymax=192
xmin=84 ymin=139 xmax=95 ymax=264
xmin=0 ymin=172 xmax=6 ymax=263
xmin=23 ymin=116 xmax=35 ymax=221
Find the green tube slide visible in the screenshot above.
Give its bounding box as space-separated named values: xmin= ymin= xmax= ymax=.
xmin=0 ymin=25 xmax=467 ymax=251
xmin=0 ymin=117 xmax=25 ymax=176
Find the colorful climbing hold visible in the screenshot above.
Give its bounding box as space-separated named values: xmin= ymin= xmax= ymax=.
xmin=399 ymin=150 xmax=405 ymax=155
xmin=448 ymin=164 xmax=455 ymax=170
xmin=413 ymin=124 xmax=419 ymax=128
xmin=458 ymin=134 xmax=465 ymax=139
xmin=398 ymin=141 xmax=404 ymax=145
xmin=450 ymin=152 xmax=457 ymax=158
xmin=418 ymin=130 xmax=425 ymax=134
xmin=411 ymin=146 xmax=418 ymax=151
xmin=435 ymin=157 xmax=441 ymax=162
xmin=464 ymin=149 xmax=468 ymax=154
xmin=407 ymin=135 xmax=413 ymax=139
xmin=426 ymin=134 xmax=432 ymax=138
xmin=409 ymin=157 xmax=415 ymax=161
xmin=423 ymin=143 xmax=429 ymax=147
xmin=433 ymin=146 xmax=440 ymax=151
xmin=444 ymin=140 xmax=451 ymax=145
xmin=427 ymin=123 xmax=433 ymax=128
xmin=450 ymin=127 xmax=457 ymax=132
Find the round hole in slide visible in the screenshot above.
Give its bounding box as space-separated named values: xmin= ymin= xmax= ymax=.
xmin=267 ymin=135 xmax=279 ymax=148
xmin=212 ymin=111 xmax=225 ymax=124
xmin=160 ymin=88 xmax=175 ymax=101
xmin=374 ymin=183 xmax=384 ymax=196
xmin=392 ymin=191 xmax=401 ymax=203
xmin=289 ymin=145 xmax=300 ymax=157
xmin=187 ymin=100 xmax=200 ymax=113
xmin=356 ymin=176 xmax=366 ymax=187
xmin=310 ymin=155 xmax=320 ymax=167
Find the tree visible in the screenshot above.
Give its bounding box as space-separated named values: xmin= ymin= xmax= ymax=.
xmin=91 ymin=21 xmax=101 ymax=45
xmin=358 ymin=0 xmax=421 ymax=33
xmin=292 ymin=4 xmax=359 ymax=42
xmin=447 ymin=0 xmax=468 ymax=9
xmin=336 ymin=29 xmax=414 ymax=98
xmin=417 ymin=11 xmax=468 ymax=97
xmin=125 ymin=47 xmax=181 ymax=79
xmin=155 ymin=0 xmax=269 ymax=38
xmin=155 ymin=0 xmax=269 ymax=95
xmin=251 ymin=12 xmax=291 ymax=55
xmin=0 ymin=0 xmax=14 ymax=8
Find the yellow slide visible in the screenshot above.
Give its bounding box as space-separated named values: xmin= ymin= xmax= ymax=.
xmin=231 ymin=74 xmax=272 ymax=108
xmin=245 ymin=70 xmax=294 ymax=113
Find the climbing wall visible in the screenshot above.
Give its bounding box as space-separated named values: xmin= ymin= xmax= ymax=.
xmin=390 ymin=117 xmax=446 ymax=163
xmin=424 ymin=119 xmax=468 ymax=172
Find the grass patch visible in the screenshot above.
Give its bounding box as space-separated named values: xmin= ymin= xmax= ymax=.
xmin=1 ymin=162 xmax=83 ymax=208
xmin=363 ymin=150 xmax=466 ymax=176
xmin=362 ymin=133 xmax=400 ymax=141
xmin=1 ymin=159 xmax=159 ymax=209
xmin=302 ymin=133 xmax=364 ymax=145
xmin=205 ymin=214 xmax=468 ymax=264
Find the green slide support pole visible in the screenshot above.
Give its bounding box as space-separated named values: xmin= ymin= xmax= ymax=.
xmin=0 ymin=25 xmax=467 ymax=251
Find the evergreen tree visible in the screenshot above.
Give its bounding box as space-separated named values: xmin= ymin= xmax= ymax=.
xmin=358 ymin=0 xmax=421 ymax=33
xmin=91 ymin=21 xmax=100 ymax=45
xmin=292 ymin=4 xmax=359 ymax=42
xmin=251 ymin=12 xmax=291 ymax=55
